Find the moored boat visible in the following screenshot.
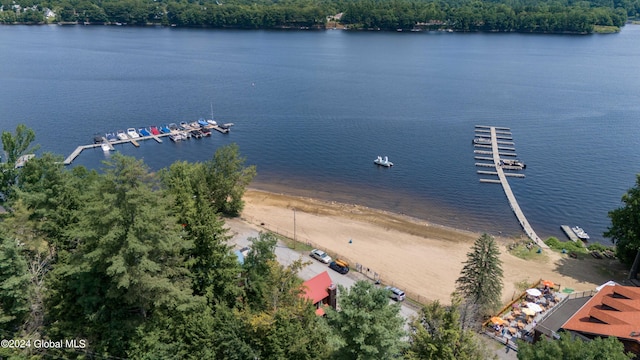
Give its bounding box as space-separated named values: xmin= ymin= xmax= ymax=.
xmin=500 ymin=159 xmax=526 ymax=169
xmin=106 ymin=132 xmax=117 ymax=142
xmin=139 ymin=128 xmax=151 ymax=137
xmin=101 ymin=143 xmax=111 ymax=152
xmin=572 ymin=226 xmax=590 ymax=241
xmin=179 ymin=121 xmax=191 ymax=130
xmin=127 ymin=128 xmax=140 ymax=138
xmin=116 ymin=130 xmax=128 ymax=140
xmin=168 ymin=123 xmax=179 ymax=131
xmin=473 ymin=137 xmax=491 ymax=145
xmin=374 ymin=156 xmax=393 ymax=167
xmin=198 ymin=118 xmax=209 ymax=127
xmin=201 ymin=127 xmax=211 ymax=136
xmin=150 ymin=126 xmax=161 ymax=135
xmin=189 ymin=121 xmax=200 ymax=129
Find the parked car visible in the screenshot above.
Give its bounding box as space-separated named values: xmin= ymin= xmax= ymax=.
xmin=329 ymin=259 xmax=349 ymax=274
xmin=310 ymin=249 xmax=332 ymax=264
xmin=386 ymin=286 xmax=406 ymax=301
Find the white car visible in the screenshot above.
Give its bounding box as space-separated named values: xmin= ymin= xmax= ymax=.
xmin=310 ymin=249 xmax=332 ymax=264
xmin=386 ymin=286 xmax=406 ymax=301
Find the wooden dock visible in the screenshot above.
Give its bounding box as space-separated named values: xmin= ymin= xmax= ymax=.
xmin=63 ymin=133 xmax=171 ymax=165
xmin=488 ymin=127 xmax=547 ymax=248
xmin=561 ymin=225 xmax=580 ymax=243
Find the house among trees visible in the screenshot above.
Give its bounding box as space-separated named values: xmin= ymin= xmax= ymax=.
xmin=302 ymin=271 xmax=337 ymax=316
xmin=534 ymin=284 xmax=640 ymax=357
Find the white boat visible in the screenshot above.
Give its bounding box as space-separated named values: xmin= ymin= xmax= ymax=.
xmin=572 ymin=226 xmax=590 ymax=241
xmin=116 ymin=130 xmax=128 ymax=140
xmin=473 ymin=137 xmax=491 ymax=145
xmin=101 ymin=143 xmax=111 ymax=152
xmin=207 ymin=103 xmax=217 ymax=125
xmin=374 ymin=156 xmax=393 ymax=167
xmin=127 ymin=128 xmax=140 ymax=138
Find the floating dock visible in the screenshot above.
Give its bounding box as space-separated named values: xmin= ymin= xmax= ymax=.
xmin=561 ymin=225 xmax=580 ymax=243
xmin=62 ymin=122 xmax=235 ymax=165
xmin=474 ymin=125 xmax=546 ymax=248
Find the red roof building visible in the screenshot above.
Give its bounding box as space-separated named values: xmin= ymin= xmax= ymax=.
xmin=302 ymin=271 xmax=337 ymax=316
xmin=561 ymin=284 xmax=640 ymax=356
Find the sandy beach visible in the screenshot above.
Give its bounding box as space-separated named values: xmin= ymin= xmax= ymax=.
xmin=240 ymin=189 xmax=628 ymax=305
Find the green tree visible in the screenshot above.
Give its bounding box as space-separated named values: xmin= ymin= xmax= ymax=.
xmin=46 ymin=154 xmax=193 ymax=356
xmin=242 ymin=232 xmax=278 ymax=311
xmin=202 ymin=143 xmax=256 ymax=216
xmin=516 ymin=332 xmax=633 ymax=360
xmin=0 ymin=124 xmax=38 ymax=196
xmin=455 ymin=233 xmax=503 ymax=322
xmin=605 ymin=174 xmax=640 ymax=279
xmin=405 ymin=296 xmax=488 ymax=360
xmin=0 ymin=232 xmax=31 ymax=337
xmin=326 ymin=280 xmax=406 ymax=360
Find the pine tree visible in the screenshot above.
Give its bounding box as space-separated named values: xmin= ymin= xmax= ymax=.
xmin=455 ymin=233 xmax=503 ymax=321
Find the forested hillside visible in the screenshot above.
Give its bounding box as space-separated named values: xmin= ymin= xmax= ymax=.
xmin=0 ymin=0 xmax=637 ymax=33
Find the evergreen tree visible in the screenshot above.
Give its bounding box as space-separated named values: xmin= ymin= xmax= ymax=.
xmin=455 ymin=233 xmax=503 ymax=321
xmin=326 ymin=280 xmax=407 ymax=360
xmin=0 ymin=124 xmax=38 ymax=197
xmin=0 ymin=232 xmax=31 ymax=337
xmin=605 ymin=174 xmax=640 ymax=279
xmin=46 ymin=154 xmax=194 ymax=356
xmin=405 ymin=296 xmax=488 ymax=360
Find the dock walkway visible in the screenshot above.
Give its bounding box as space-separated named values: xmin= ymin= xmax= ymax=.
xmin=488 ymin=127 xmax=547 ymax=249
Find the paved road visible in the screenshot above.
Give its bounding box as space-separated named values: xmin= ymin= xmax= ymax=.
xmin=225 ymin=218 xmax=418 ymax=325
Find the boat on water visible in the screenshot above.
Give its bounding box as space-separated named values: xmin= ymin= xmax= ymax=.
xmin=201 ymin=127 xmax=211 ymax=136
xmin=473 ymin=137 xmax=491 ymax=145
xmin=139 ymin=128 xmax=151 ymax=137
xmin=101 ymin=143 xmax=112 ymax=152
xmin=179 ymin=121 xmax=191 ymax=130
xmin=160 ymin=125 xmax=171 ymax=134
xmin=207 ymin=103 xmax=217 ymax=126
xmin=116 ymin=130 xmax=128 ymax=140
xmin=168 ymin=123 xmax=179 ymax=131
xmin=572 ymin=226 xmax=590 ymax=241
xmin=198 ymin=118 xmax=209 ymax=127
xmin=500 ymin=159 xmax=526 ymax=169
xmin=189 ymin=121 xmax=200 ymax=129
xmin=150 ymin=126 xmax=161 ymax=135
xmin=374 ymin=156 xmax=393 ymax=167
xmin=93 ymin=134 xmax=104 ymax=144
xmin=169 ymin=132 xmax=184 ymax=142
xmin=190 ymin=129 xmax=203 ymax=138
xmin=127 ymin=128 xmax=140 ymax=138
xmin=106 ymin=132 xmax=117 ymax=142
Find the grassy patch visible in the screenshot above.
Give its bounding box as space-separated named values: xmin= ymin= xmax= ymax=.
xmin=593 ymin=25 xmax=620 ymax=33
xmin=508 ymin=243 xmax=548 ymax=261
xmin=275 ymin=234 xmax=314 ymax=252
xmin=544 ymin=237 xmax=587 ymax=254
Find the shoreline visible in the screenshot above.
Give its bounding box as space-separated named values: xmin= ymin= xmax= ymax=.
xmin=240 ymin=188 xmax=628 ymax=304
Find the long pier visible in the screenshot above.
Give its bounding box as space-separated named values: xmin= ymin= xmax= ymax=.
xmin=487 ymin=127 xmax=547 ymax=248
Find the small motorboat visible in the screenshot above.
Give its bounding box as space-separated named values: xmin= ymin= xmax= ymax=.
xmin=473 ymin=137 xmax=491 ymax=145
xmin=169 ymin=133 xmax=182 ymax=142
xmin=189 ymin=121 xmax=201 ymax=129
xmin=179 ymin=121 xmax=191 ymax=130
xmin=168 ymin=123 xmax=179 ymax=131
xmin=117 ymin=130 xmax=128 ymax=140
xmin=93 ymin=134 xmax=104 ymax=144
xmin=127 ymin=128 xmax=140 ymax=138
xmin=572 ymin=226 xmax=590 ymax=241
xmin=374 ymin=156 xmax=393 ymax=167
xmin=106 ymin=132 xmax=117 ymax=142
xmin=207 ymin=119 xmax=217 ymax=126
xmin=198 ymin=118 xmax=209 ymax=127
xmin=190 ymin=129 xmax=203 ymax=138
xmin=201 ymin=127 xmax=211 ymax=136
xmin=150 ymin=126 xmax=161 ymax=135
xmin=101 ymin=143 xmax=111 ymax=152
xmin=138 ymin=128 xmax=151 ymax=137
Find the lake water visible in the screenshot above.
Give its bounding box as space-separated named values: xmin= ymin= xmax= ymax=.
xmin=1 ymin=25 xmax=640 ymax=244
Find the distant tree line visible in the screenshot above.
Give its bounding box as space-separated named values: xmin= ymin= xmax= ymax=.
xmin=0 ymin=0 xmax=636 ymax=33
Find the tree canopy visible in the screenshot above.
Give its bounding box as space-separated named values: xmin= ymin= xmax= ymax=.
xmin=0 ymin=0 xmax=635 ymax=33
xmin=455 ymin=233 xmax=503 ymax=322
xmin=605 ymin=174 xmax=640 ymax=279
xmin=516 ymin=332 xmax=633 ymax=360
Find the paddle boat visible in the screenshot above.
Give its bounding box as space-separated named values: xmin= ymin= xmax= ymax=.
xmin=150 ymin=126 xmax=161 ymax=135
xmin=138 ymin=128 xmax=151 ymax=137
xmin=374 ymin=156 xmax=393 ymax=167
